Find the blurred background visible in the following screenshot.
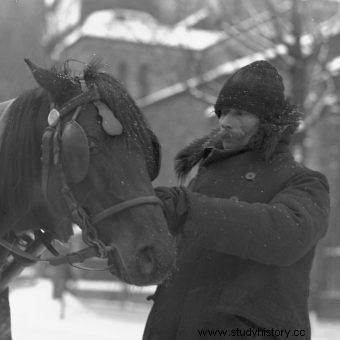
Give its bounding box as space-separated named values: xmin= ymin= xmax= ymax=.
xmin=2 ymin=0 xmax=340 ymax=338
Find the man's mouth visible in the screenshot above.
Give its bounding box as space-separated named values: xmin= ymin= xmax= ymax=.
xmin=220 ymin=129 xmax=245 ymax=141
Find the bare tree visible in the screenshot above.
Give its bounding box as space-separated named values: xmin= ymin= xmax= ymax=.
xmin=179 ymin=0 xmax=340 ymax=160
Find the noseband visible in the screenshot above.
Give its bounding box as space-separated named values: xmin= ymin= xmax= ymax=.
xmin=38 ymin=82 xmax=163 ymax=263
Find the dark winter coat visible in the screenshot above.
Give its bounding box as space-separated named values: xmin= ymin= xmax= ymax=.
xmin=143 ymin=141 xmax=330 ymax=340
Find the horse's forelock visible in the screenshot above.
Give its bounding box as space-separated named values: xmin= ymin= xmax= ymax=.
xmin=84 ymin=66 xmax=160 ymax=180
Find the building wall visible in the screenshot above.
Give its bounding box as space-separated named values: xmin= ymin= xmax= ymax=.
xmin=143 ymin=92 xmax=218 ymax=186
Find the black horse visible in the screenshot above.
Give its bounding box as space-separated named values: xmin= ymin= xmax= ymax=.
xmin=0 ymin=59 xmax=176 ymax=339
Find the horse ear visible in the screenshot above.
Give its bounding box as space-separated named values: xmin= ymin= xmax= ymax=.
xmin=24 ymin=58 xmax=79 ymax=103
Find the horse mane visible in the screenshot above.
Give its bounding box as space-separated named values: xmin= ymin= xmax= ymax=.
xmin=0 ymin=88 xmax=49 ymax=218
xmin=0 ymin=59 xmax=160 ymax=223
xmin=81 ymin=60 xmax=161 ymax=180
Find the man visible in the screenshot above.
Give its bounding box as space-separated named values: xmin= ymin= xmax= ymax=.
xmin=143 ymin=61 xmax=330 ymax=340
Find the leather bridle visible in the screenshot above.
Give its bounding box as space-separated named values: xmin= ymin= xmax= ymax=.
xmin=0 ymin=82 xmax=163 ymax=267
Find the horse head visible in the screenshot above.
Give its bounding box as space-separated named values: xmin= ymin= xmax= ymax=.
xmin=0 ymin=59 xmax=176 ymax=286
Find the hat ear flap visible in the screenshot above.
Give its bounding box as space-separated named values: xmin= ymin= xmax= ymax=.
xmin=61 ymin=121 xmax=90 ymax=183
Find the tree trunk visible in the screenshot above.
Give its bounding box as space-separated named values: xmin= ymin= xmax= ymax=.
xmin=0 ymin=288 xmax=11 ymax=340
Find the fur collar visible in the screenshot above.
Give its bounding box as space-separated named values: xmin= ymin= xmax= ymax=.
xmin=174 ymin=126 xmax=291 ymax=181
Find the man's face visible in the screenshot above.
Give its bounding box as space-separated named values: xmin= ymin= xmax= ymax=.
xmin=218 ymin=108 xmax=259 ymax=149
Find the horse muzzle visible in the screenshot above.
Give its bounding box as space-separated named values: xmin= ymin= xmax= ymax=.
xmin=108 ymin=244 xmax=175 ymax=286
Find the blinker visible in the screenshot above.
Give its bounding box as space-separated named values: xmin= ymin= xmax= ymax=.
xmin=61 ymin=121 xmax=90 ymax=183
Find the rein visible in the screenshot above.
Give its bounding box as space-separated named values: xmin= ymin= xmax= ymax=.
xmin=0 ymin=83 xmax=163 ymax=269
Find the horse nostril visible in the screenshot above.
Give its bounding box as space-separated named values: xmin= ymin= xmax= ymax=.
xmin=138 ymin=246 xmax=156 ymax=276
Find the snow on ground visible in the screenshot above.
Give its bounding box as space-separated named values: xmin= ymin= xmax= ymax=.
xmin=8 ymin=279 xmax=340 ymax=340
xmin=9 ymin=279 xmax=149 ymax=340
xmin=310 ymin=312 xmax=340 ymax=340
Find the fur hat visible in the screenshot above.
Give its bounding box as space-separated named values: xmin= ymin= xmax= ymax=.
xmin=215 ymin=60 xmax=287 ymax=121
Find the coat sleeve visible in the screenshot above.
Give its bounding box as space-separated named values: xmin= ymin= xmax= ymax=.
xmin=184 ymin=169 xmax=330 ymax=266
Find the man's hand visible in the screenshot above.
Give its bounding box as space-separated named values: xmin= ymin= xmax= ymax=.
xmin=154 ymin=186 xmax=189 ymax=235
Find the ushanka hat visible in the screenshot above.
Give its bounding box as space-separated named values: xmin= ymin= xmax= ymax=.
xmin=214 ymin=60 xmax=298 ymax=126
